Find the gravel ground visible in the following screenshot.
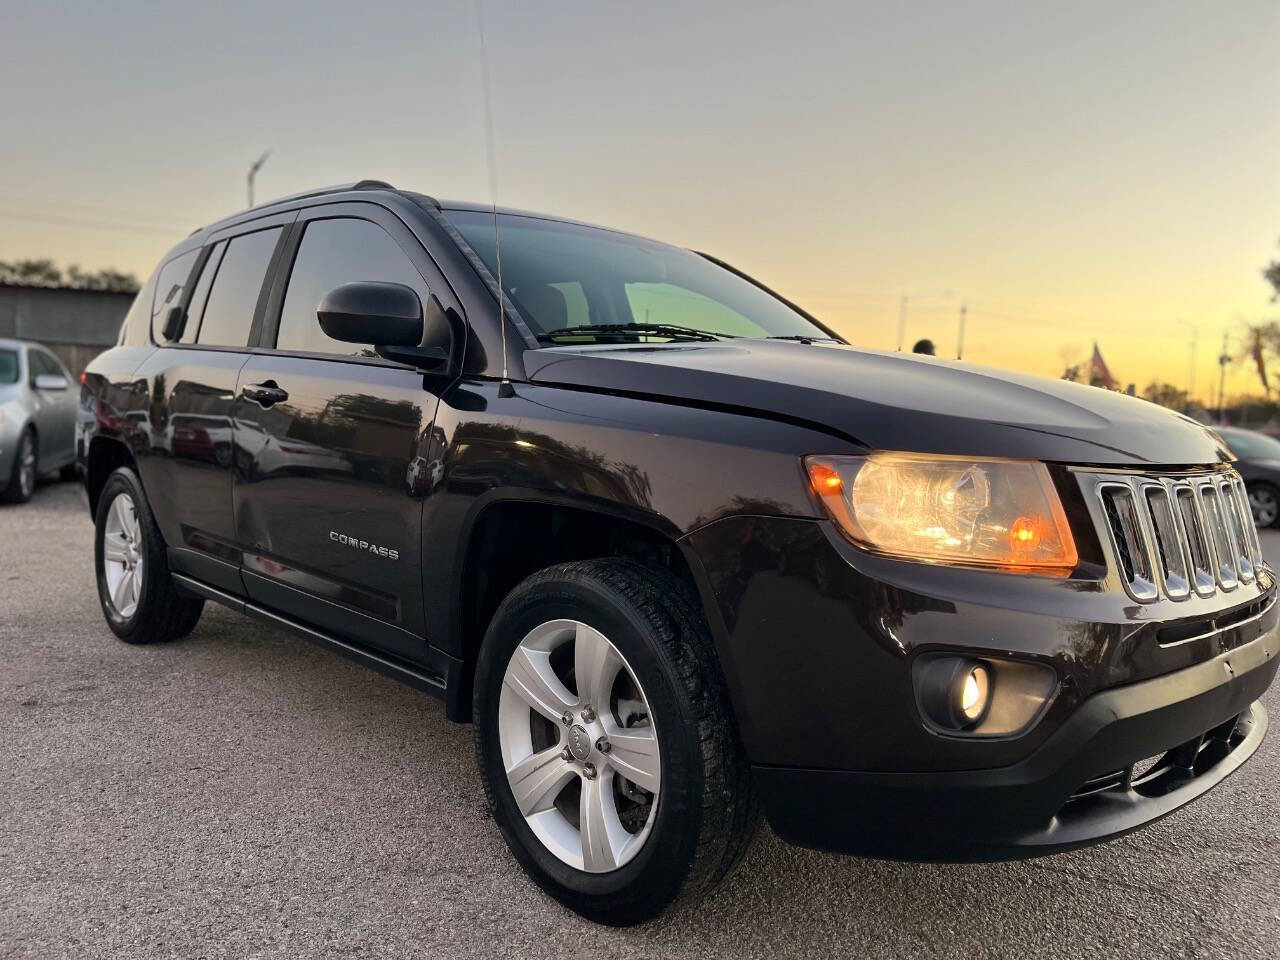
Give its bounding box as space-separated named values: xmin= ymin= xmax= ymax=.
xmin=2 ymin=480 xmax=1279 ymax=959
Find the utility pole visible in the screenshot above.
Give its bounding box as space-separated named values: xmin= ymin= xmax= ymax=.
xmin=956 ymin=302 xmax=967 ymax=360
xmin=1217 ymin=330 xmax=1230 ymax=424
xmin=247 ymin=150 xmax=270 ymax=208
xmin=897 ymin=295 xmax=908 ymax=351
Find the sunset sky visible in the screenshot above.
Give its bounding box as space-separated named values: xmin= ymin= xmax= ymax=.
xmin=2 ymin=0 xmax=1277 ymax=404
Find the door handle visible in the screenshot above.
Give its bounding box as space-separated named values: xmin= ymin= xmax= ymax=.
xmin=242 ymin=381 xmax=289 ymax=407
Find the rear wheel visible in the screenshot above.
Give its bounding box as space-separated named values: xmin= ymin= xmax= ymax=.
xmin=1 ymin=429 xmax=36 ymax=504
xmin=474 ymin=559 xmax=758 ymax=925
xmin=1248 ymin=483 xmax=1280 ymax=528
xmin=94 ymin=467 xmax=204 ymax=643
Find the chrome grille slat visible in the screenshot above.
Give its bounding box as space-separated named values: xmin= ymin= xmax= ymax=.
xmin=1095 ymin=469 xmax=1260 ymax=603
xmin=1199 ymin=484 xmax=1238 ymax=591
xmin=1222 ymin=478 xmax=1256 ymax=583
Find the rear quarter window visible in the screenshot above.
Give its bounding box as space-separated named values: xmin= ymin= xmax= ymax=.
xmin=116 ymin=267 xmax=160 ymax=346
xmin=150 ymin=250 xmax=200 ymax=342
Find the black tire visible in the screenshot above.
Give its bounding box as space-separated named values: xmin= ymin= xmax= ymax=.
xmin=93 ymin=466 xmax=204 ymax=644
xmin=1 ymin=428 xmax=37 ymax=504
xmin=473 ymin=558 xmax=758 ymax=925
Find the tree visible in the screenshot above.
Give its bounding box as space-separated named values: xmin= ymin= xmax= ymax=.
xmin=1143 ymin=381 xmax=1190 ymax=411
xmin=0 ymin=258 xmax=62 ymax=286
xmin=66 ymin=265 xmax=139 ymax=293
xmin=1061 ymin=362 xmax=1085 ymax=383
xmin=0 ymin=258 xmax=139 ymax=293
xmin=1265 ymin=239 xmax=1280 ymax=301
xmin=1059 ymin=346 xmax=1086 ymax=383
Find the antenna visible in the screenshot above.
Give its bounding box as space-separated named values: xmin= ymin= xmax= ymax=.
xmin=475 ymin=0 xmax=510 ymax=391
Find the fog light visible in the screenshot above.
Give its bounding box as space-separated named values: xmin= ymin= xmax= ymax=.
xmin=916 ymin=657 xmax=992 ymax=731
xmin=913 ymin=655 xmax=1057 ymax=737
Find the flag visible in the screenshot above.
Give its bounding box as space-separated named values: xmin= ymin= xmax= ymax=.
xmin=1254 ymin=328 xmax=1269 ymax=395
xmin=1091 ymin=342 xmax=1116 ymax=389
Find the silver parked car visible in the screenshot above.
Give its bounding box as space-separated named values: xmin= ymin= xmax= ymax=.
xmin=0 ymin=338 xmax=79 ymax=503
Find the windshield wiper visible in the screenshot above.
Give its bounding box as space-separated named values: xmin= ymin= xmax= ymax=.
xmin=766 ymin=335 xmax=841 ymax=343
xmin=536 ymin=322 xmax=734 ymax=343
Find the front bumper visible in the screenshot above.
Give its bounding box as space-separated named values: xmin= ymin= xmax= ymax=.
xmin=753 ymin=624 xmax=1277 ymax=860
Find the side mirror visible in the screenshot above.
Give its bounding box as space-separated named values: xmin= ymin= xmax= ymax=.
xmin=34 ymin=373 xmax=69 ymax=392
xmin=317 ymin=281 xmax=455 ymax=371
xmin=318 ymin=281 xmax=425 ymax=347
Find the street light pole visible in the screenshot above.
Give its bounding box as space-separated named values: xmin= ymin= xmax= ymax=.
xmin=956 ymin=302 xmax=967 ymax=360
xmin=247 ymin=150 xmax=270 ymax=208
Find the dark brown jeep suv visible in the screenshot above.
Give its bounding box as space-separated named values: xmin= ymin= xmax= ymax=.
xmin=79 ymin=181 xmax=1277 ymax=924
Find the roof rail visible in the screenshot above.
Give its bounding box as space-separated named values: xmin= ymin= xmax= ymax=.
xmin=186 ymin=181 xmax=400 ymax=239
xmin=251 ymin=180 xmax=396 ymax=211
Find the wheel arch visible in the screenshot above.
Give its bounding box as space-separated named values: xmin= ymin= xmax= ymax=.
xmin=85 ymin=436 xmax=138 ymax=516
xmin=448 ymin=494 xmax=727 ymax=722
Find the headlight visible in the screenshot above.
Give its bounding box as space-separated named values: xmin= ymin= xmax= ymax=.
xmin=805 ymin=452 xmax=1077 ymax=573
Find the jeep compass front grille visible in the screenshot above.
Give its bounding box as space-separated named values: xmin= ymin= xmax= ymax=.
xmin=1095 ymin=470 xmax=1262 ymax=602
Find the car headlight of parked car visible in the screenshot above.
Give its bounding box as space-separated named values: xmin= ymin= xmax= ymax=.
xmin=805 ymin=452 xmax=1078 ymax=574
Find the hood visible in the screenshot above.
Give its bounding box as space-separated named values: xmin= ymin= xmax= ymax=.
xmin=524 ymin=340 xmax=1228 ymax=467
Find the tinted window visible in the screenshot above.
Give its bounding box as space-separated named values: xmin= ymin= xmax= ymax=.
xmin=445 ymin=209 xmax=833 ymax=344
xmin=197 ymin=227 xmax=282 ymax=348
xmin=180 ymin=241 xmax=227 ymax=344
xmin=0 ymin=350 xmax=19 ymax=384
xmin=151 ymin=249 xmax=199 ymax=342
xmin=276 ymin=218 xmax=427 ymax=356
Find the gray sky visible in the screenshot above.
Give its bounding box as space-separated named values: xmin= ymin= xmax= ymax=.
xmin=2 ymin=0 xmax=1278 ymax=397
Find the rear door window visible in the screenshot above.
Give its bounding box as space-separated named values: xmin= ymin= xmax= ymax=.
xmin=179 ymin=241 xmax=227 ymax=344
xmin=150 ymin=250 xmax=200 ymax=343
xmin=275 ymin=218 xmax=428 ymax=357
xmin=197 ymin=228 xmax=282 ymax=348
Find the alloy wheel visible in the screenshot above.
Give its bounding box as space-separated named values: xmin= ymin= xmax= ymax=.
xmin=498 ymin=619 xmax=661 ymax=873
xmin=102 ymin=492 xmax=144 ymax=618
xmin=1249 ymin=486 xmax=1278 ymax=528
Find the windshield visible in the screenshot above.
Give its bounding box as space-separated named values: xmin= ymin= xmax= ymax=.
xmin=0 ymin=350 xmax=17 ymax=384
xmin=444 ymin=209 xmax=836 ymax=344
xmin=1220 ymin=428 xmax=1280 ymax=460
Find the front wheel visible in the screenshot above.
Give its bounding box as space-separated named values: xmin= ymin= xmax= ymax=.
xmin=94 ymin=466 xmax=204 ymax=643
xmin=473 ymin=559 xmax=758 ymax=925
xmin=1248 ymin=483 xmax=1280 ymax=528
